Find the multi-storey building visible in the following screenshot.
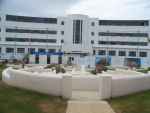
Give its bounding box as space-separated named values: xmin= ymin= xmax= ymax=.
xmin=0 ymin=13 xmax=150 ymax=67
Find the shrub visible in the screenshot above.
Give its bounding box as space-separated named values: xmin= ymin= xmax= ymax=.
xmin=90 ymin=70 xmax=97 ymax=75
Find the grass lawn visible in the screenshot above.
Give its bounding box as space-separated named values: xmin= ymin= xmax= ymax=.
xmin=0 ymin=65 xmax=67 ymax=113
xmin=108 ymin=90 xmax=150 ymax=113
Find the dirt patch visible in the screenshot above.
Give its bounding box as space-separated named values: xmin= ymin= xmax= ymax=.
xmin=38 ymin=100 xmax=67 ymax=113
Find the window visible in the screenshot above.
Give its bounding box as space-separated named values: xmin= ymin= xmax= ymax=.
xmin=61 ymin=21 xmax=64 ymax=25
xmin=6 ymin=28 xmax=57 ymax=35
xmin=6 ymin=48 xmax=14 ymax=53
xmin=6 ymin=37 xmax=57 ymax=43
xmin=109 ymin=51 xmax=116 ymax=56
xmin=61 ymin=31 xmax=64 ymax=35
xmin=98 ymin=32 xmax=148 ymax=37
xmin=91 ymin=32 xmax=95 ymax=36
xmin=91 ymin=40 xmax=94 ymax=44
xmin=93 ymin=50 xmax=96 ymax=55
xmin=119 ymin=51 xmax=126 ymax=56
xmin=28 ymin=48 xmax=35 ymax=54
xmin=99 ymin=20 xmax=149 ymax=26
xmin=129 ymin=51 xmax=136 ymax=57
xmin=98 ymin=41 xmax=148 ymax=46
xmin=140 ymin=52 xmax=147 ymax=57
xmin=6 ymin=15 xmax=57 ymax=24
xmin=38 ymin=48 xmax=45 ymax=53
xmin=73 ymin=20 xmax=83 ymax=44
xmin=17 ymin=48 xmax=25 ymax=53
xmin=98 ymin=50 xmax=106 ymax=55
xmin=61 ymin=39 xmax=64 ymax=44
xmin=91 ymin=22 xmax=95 ymax=26
xmin=0 ymin=48 xmax=1 ymax=53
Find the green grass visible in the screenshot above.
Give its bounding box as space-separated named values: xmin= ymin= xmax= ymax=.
xmin=108 ymin=90 xmax=150 ymax=113
xmin=0 ymin=66 xmax=67 ymax=113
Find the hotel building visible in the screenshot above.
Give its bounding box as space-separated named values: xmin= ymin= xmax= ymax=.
xmin=0 ymin=13 xmax=150 ymax=67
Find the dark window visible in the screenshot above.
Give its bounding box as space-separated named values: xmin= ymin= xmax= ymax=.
xmin=119 ymin=51 xmax=126 ymax=56
xmin=38 ymin=48 xmax=45 ymax=53
xmin=6 ymin=37 xmax=57 ymax=43
xmin=61 ymin=21 xmax=64 ymax=25
xmin=61 ymin=31 xmax=64 ymax=35
xmin=99 ymin=20 xmax=149 ymax=26
xmin=129 ymin=51 xmax=136 ymax=57
xmin=17 ymin=48 xmax=25 ymax=53
xmin=6 ymin=28 xmax=57 ymax=34
xmin=73 ymin=20 xmax=83 ymax=44
xmin=28 ymin=48 xmax=35 ymax=54
xmin=6 ymin=15 xmax=57 ymax=24
xmin=98 ymin=50 xmax=106 ymax=55
xmin=6 ymin=48 xmax=14 ymax=53
xmin=47 ymin=55 xmax=51 ymax=64
xmin=93 ymin=50 xmax=96 ymax=55
xmin=139 ymin=52 xmax=147 ymax=57
xmin=35 ymin=55 xmax=39 ymax=64
xmin=98 ymin=41 xmax=148 ymax=46
xmin=109 ymin=51 xmax=116 ymax=56
xmin=91 ymin=40 xmax=94 ymax=44
xmin=98 ymin=32 xmax=148 ymax=37
xmin=91 ymin=22 xmax=95 ymax=26
xmin=0 ymin=48 xmax=1 ymax=53
xmin=91 ymin=32 xmax=95 ymax=36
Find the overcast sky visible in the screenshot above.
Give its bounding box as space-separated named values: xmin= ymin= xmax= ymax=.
xmin=0 ymin=0 xmax=150 ymax=19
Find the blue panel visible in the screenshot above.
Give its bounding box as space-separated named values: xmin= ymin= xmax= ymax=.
xmin=31 ymin=52 xmax=64 ymax=56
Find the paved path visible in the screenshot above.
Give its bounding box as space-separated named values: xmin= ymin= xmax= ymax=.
xmin=66 ymin=101 xmax=115 ymax=113
xmin=71 ymin=91 xmax=100 ymax=101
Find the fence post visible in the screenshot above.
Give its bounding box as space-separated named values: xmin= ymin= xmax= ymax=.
xmin=62 ymin=75 xmax=72 ymax=99
xmin=99 ymin=75 xmax=112 ymax=99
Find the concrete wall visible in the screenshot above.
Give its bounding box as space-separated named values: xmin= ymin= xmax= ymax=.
xmin=72 ymin=76 xmax=99 ymax=91
xmin=2 ymin=68 xmax=150 ymax=100
xmin=111 ymin=75 xmax=150 ymax=97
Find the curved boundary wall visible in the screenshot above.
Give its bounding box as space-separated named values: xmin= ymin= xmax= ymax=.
xmin=2 ymin=68 xmax=150 ymax=99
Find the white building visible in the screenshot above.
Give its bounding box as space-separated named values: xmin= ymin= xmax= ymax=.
xmin=0 ymin=13 xmax=150 ymax=67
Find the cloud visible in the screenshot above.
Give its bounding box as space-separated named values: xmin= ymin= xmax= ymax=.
xmin=0 ymin=0 xmax=150 ymax=19
xmin=66 ymin=0 xmax=150 ymax=19
xmin=0 ymin=0 xmax=80 ymax=17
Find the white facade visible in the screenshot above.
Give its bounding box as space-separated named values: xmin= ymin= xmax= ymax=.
xmin=0 ymin=13 xmax=150 ymax=67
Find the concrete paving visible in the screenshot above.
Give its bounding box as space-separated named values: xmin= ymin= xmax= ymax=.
xmin=71 ymin=91 xmax=100 ymax=101
xmin=66 ymin=101 xmax=115 ymax=113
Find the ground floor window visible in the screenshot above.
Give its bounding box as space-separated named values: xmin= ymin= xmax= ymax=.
xmin=17 ymin=48 xmax=25 ymax=53
xmin=129 ymin=51 xmax=136 ymax=57
xmin=6 ymin=48 xmax=14 ymax=53
xmin=139 ymin=52 xmax=147 ymax=57
xmin=98 ymin=50 xmax=106 ymax=55
xmin=119 ymin=51 xmax=126 ymax=56
xmin=28 ymin=48 xmax=35 ymax=54
xmin=109 ymin=50 xmax=116 ymax=56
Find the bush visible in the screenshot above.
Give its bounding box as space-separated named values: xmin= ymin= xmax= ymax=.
xmin=137 ymin=68 xmax=148 ymax=74
xmin=45 ymin=64 xmax=66 ymax=74
xmin=90 ymin=70 xmax=97 ymax=75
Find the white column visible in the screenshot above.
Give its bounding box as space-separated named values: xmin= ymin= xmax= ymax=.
xmin=99 ymin=75 xmax=112 ymax=99
xmin=62 ymin=75 xmax=72 ymax=99
xmin=39 ymin=55 xmax=47 ymax=64
xmin=29 ymin=55 xmax=35 ymax=64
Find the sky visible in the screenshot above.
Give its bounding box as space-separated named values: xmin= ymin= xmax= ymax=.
xmin=0 ymin=0 xmax=150 ymax=19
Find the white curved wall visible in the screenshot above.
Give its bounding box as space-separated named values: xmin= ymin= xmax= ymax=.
xmin=111 ymin=75 xmax=150 ymax=97
xmin=2 ymin=68 xmax=62 ymax=96
xmin=72 ymin=76 xmax=99 ymax=91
